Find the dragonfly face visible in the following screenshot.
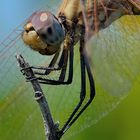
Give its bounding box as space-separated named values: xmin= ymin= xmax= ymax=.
xmin=22 ymin=11 xmax=65 ymax=55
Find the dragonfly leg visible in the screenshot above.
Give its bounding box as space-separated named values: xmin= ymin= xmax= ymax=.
xmin=36 ymin=39 xmax=74 ymax=85
xmin=35 ymin=50 xmax=61 ymax=75
xmin=58 ymin=37 xmax=74 ymax=83
xmin=44 ymin=50 xmax=61 ymax=75
xmin=58 ymin=35 xmax=95 ymax=137
xmin=22 ymin=44 xmax=69 ymax=80
xmin=43 ymin=47 xmax=68 ymax=76
xmin=58 ymin=38 xmax=86 ymax=137
xmin=58 ymin=48 xmax=68 ymax=81
xmin=66 ymin=46 xmax=95 ymax=130
xmin=21 ymin=51 xmax=61 ymax=76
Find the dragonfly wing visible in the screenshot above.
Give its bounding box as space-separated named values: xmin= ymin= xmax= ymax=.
xmin=88 ymin=15 xmax=140 ymax=96
xmin=61 ymin=15 xmax=140 ymax=138
xmin=128 ymin=0 xmax=140 ymax=10
xmin=1 ymin=1 xmax=140 ymax=140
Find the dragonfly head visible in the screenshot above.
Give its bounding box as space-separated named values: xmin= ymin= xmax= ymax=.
xmin=22 ymin=11 xmax=65 ymax=55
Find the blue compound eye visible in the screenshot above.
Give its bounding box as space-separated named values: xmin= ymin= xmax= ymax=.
xmin=30 ymin=11 xmax=65 ymax=46
xmin=44 ymin=19 xmax=65 ymax=45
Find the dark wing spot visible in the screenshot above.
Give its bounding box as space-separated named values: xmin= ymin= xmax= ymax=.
xmin=47 ymin=27 xmax=53 ymax=35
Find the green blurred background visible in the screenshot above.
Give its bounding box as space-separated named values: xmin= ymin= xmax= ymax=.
xmin=0 ymin=0 xmax=140 ymax=140
xmin=73 ymin=88 xmax=140 ymax=140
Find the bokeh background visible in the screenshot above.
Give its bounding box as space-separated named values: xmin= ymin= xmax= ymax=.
xmin=0 ymin=0 xmax=140 ymax=140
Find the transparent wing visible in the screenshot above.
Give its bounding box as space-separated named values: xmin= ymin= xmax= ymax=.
xmin=90 ymin=15 xmax=140 ymax=97
xmin=66 ymin=15 xmax=140 ymax=137
xmin=1 ymin=1 xmax=140 ymax=140
xmin=0 ymin=1 xmax=63 ymax=140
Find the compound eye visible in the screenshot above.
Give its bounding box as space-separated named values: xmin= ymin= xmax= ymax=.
xmin=38 ymin=17 xmax=64 ymax=45
xmin=40 ymin=33 xmax=47 ymax=40
xmin=29 ymin=11 xmax=65 ymax=46
xmin=47 ymin=27 xmax=53 ymax=35
xmin=42 ymin=22 xmax=64 ymax=46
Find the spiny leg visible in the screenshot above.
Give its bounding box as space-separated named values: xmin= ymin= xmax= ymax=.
xmin=37 ymin=38 xmax=74 ymax=85
xmin=59 ymin=35 xmax=95 ymax=136
xmin=45 ymin=50 xmax=60 ymax=75
xmin=29 ymin=45 xmax=68 ymax=76
xmin=28 ymin=50 xmax=61 ymax=75
xmin=23 ymin=42 xmax=71 ymax=84
xmin=67 ymin=46 xmax=95 ymax=129
xmin=44 ymin=46 xmax=69 ymax=77
xmin=21 ymin=48 xmax=68 ymax=84
xmin=59 ymin=36 xmax=86 ymax=137
xmin=58 ymin=48 xmax=68 ymax=81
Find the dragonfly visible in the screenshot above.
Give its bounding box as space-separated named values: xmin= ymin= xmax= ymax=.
xmin=0 ymin=0 xmax=140 ymax=139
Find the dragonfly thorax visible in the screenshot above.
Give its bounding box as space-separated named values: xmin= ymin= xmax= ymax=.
xmin=22 ymin=11 xmax=65 ymax=55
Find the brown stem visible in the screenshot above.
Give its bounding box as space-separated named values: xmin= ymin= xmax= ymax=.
xmin=16 ymin=54 xmax=60 ymax=140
